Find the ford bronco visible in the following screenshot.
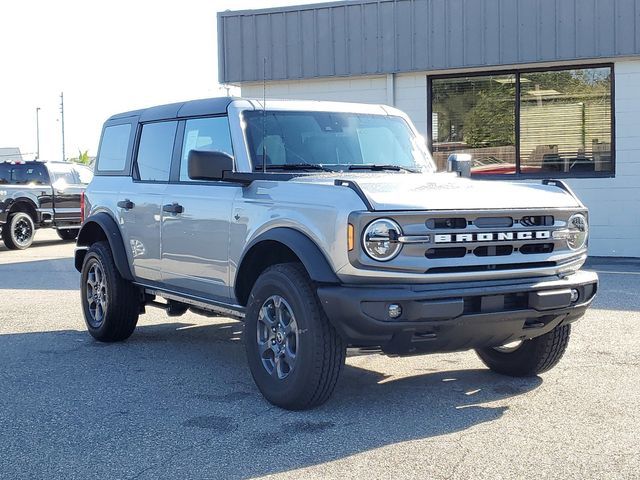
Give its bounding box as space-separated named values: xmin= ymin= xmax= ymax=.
xmin=75 ymin=98 xmax=598 ymax=410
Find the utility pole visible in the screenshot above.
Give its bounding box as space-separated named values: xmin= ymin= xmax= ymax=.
xmin=60 ymin=92 xmax=66 ymax=161
xmin=35 ymin=107 xmax=41 ymax=160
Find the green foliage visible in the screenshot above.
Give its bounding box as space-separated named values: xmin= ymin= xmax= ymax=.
xmin=71 ymin=149 xmax=91 ymax=165
xmin=464 ymin=88 xmax=514 ymax=148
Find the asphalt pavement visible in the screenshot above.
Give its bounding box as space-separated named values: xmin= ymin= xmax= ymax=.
xmin=0 ymin=230 xmax=638 ymax=479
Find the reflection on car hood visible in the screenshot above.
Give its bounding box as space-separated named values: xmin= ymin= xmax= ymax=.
xmin=290 ymin=172 xmax=581 ymax=211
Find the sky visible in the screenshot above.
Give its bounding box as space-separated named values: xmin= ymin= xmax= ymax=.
xmin=0 ymin=0 xmax=320 ymax=161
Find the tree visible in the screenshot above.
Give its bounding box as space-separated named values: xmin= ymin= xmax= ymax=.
xmin=71 ymin=149 xmax=91 ymax=165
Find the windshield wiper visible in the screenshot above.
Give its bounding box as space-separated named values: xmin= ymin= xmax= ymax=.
xmin=348 ymin=164 xmax=417 ymax=173
xmin=254 ymin=163 xmax=333 ymax=172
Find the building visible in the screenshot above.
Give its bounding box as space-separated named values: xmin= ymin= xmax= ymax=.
xmin=218 ymin=0 xmax=640 ymax=258
xmin=0 ymin=147 xmax=23 ymax=162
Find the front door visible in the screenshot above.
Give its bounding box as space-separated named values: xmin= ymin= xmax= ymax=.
xmin=160 ymin=116 xmax=237 ymax=301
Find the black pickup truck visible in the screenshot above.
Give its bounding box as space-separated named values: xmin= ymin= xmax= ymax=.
xmin=0 ymin=161 xmax=92 ymax=250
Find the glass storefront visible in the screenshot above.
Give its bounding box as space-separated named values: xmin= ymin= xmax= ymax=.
xmin=430 ymin=66 xmax=613 ymax=177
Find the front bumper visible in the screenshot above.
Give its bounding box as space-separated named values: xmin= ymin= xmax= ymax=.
xmin=317 ymin=270 xmax=598 ymax=356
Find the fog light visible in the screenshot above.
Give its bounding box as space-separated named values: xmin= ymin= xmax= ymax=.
xmin=388 ymin=303 xmax=402 ymax=319
xmin=570 ymin=289 xmax=580 ymax=303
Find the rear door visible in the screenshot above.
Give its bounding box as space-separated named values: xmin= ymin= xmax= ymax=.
xmin=47 ymin=163 xmax=84 ymax=226
xmin=160 ymin=116 xmax=238 ymax=301
xmin=117 ymin=121 xmax=178 ymax=282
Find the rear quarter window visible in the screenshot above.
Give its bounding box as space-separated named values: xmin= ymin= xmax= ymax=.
xmin=97 ymin=123 xmax=132 ymax=173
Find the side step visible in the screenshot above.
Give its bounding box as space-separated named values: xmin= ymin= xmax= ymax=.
xmin=141 ymin=286 xmax=245 ymax=320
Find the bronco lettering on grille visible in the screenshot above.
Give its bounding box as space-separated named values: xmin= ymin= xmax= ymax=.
xmin=434 ymin=231 xmax=551 ymax=244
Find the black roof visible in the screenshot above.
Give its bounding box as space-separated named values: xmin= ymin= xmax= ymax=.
xmin=108 ymin=97 xmax=239 ymax=123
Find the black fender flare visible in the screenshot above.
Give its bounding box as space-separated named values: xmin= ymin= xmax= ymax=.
xmin=75 ymin=212 xmax=134 ymax=281
xmin=238 ymin=227 xmax=340 ymax=285
xmin=2 ymin=197 xmax=39 ymax=222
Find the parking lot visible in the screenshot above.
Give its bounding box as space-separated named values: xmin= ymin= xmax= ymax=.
xmin=0 ymin=229 xmax=638 ymax=479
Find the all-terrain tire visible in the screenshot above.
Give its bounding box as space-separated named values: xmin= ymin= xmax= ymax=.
xmin=475 ymin=324 xmax=571 ymax=377
xmin=244 ymin=263 xmax=346 ymax=410
xmin=80 ymin=241 xmax=140 ymax=342
xmin=57 ymin=228 xmax=78 ymax=241
xmin=2 ymin=212 xmax=35 ymax=250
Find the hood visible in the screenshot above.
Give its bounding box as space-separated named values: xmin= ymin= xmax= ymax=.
xmin=291 ymin=172 xmax=581 ymax=211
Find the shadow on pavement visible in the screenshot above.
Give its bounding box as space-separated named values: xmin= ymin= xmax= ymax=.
xmin=0 ymin=257 xmax=77 ymax=290
xmin=0 ymin=320 xmax=542 ymax=479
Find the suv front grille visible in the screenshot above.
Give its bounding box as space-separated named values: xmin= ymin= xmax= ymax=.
xmin=351 ymin=208 xmax=583 ymax=278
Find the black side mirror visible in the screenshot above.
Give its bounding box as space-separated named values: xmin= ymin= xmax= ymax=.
xmin=447 ymin=153 xmax=472 ymax=178
xmin=188 ymin=150 xmax=234 ymax=181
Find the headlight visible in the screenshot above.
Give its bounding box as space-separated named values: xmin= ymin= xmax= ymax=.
xmin=362 ymin=218 xmax=402 ymax=261
xmin=567 ymin=213 xmax=588 ymax=250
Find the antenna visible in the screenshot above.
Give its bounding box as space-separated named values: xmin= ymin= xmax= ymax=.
xmin=262 ymin=57 xmax=267 ymax=174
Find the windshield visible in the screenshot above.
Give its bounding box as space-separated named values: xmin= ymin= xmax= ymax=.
xmin=243 ymin=110 xmax=435 ymax=172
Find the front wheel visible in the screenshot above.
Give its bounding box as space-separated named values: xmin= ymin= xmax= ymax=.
xmin=475 ymin=324 xmax=571 ymax=377
xmin=2 ymin=212 xmax=35 ymax=250
xmin=244 ymin=263 xmax=346 ymax=410
xmin=57 ymin=228 xmax=78 ymax=241
xmin=80 ymin=241 xmax=140 ymax=342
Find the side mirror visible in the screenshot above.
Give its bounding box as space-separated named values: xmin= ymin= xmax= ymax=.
xmin=447 ymin=153 xmax=472 ymax=178
xmin=188 ymin=150 xmax=234 ymax=181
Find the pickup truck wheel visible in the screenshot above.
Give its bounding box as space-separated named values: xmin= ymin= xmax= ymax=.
xmin=2 ymin=212 xmax=35 ymax=250
xmin=245 ymin=263 xmax=346 ymax=410
xmin=475 ymin=324 xmax=571 ymax=377
xmin=57 ymin=229 xmax=78 ymax=241
xmin=80 ymin=241 xmax=140 ymax=342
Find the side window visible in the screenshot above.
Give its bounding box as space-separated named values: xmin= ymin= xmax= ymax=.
xmin=13 ymin=164 xmax=49 ymax=185
xmin=98 ymin=124 xmax=132 ymax=172
xmin=48 ymin=164 xmax=76 ymax=185
xmin=136 ymin=121 xmax=178 ymax=182
xmin=0 ymin=164 xmax=11 ymax=184
xmin=180 ymin=117 xmax=233 ymax=181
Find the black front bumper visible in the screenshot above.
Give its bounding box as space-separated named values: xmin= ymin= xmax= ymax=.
xmin=317 ymin=270 xmax=598 ymax=356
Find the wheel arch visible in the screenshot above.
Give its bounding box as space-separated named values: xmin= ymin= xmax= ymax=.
xmin=7 ymin=198 xmax=38 ymax=222
xmin=75 ymin=212 xmax=134 ymax=281
xmin=234 ymin=227 xmax=340 ymax=306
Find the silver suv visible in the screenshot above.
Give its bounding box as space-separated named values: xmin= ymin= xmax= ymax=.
xmin=75 ymin=98 xmax=598 ymax=410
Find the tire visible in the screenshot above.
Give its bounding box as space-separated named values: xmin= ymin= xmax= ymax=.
xmin=475 ymin=324 xmax=571 ymax=377
xmin=1 ymin=212 xmax=35 ymax=250
xmin=244 ymin=263 xmax=346 ymax=410
xmin=57 ymin=228 xmax=78 ymax=241
xmin=80 ymin=241 xmax=140 ymax=342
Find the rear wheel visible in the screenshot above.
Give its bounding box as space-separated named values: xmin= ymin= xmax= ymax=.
xmin=475 ymin=324 xmax=571 ymax=377
xmin=57 ymin=228 xmax=78 ymax=241
xmin=80 ymin=241 xmax=140 ymax=342
xmin=2 ymin=212 xmax=35 ymax=250
xmin=244 ymin=263 xmax=346 ymax=410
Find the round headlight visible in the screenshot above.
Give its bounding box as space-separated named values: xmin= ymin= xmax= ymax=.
xmin=362 ymin=219 xmax=402 ymax=261
xmin=567 ymin=213 xmax=588 ymax=250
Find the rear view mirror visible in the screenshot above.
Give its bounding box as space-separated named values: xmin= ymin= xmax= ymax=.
xmin=188 ymin=150 xmax=234 ymax=181
xmin=447 ymin=153 xmax=472 ymax=178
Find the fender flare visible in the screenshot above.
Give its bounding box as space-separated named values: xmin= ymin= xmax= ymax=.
xmin=3 ymin=197 xmax=39 ymax=221
xmin=75 ymin=212 xmax=134 ymax=281
xmin=238 ymin=227 xmax=340 ymax=285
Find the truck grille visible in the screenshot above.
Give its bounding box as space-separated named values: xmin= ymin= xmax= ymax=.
xmin=350 ymin=208 xmax=586 ymax=280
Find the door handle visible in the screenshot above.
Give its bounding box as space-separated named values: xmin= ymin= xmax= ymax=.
xmin=117 ymin=199 xmax=135 ymax=210
xmin=162 ymin=203 xmax=184 ymax=214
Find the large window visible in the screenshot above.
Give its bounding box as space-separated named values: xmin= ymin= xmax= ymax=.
xmin=430 ymin=66 xmax=613 ymax=177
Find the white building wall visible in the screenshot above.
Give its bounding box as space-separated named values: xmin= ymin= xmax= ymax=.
xmin=240 ymin=60 xmax=640 ymax=257
xmin=565 ymin=60 xmax=640 ymax=257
